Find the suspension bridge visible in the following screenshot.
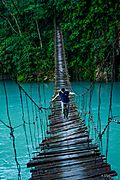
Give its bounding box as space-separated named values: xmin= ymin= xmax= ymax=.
xmin=0 ymin=26 xmax=119 ymax=180
xmin=26 ymin=26 xmax=117 ymax=179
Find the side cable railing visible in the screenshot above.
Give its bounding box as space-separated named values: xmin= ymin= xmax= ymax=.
xmin=72 ymin=40 xmax=120 ymax=161
xmin=0 ymin=68 xmax=52 ymax=179
xmin=2 ymin=77 xmax=21 ymax=180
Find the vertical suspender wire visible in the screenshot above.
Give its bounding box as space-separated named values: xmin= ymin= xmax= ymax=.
xmin=41 ymin=84 xmax=46 ymax=139
xmin=42 ymin=83 xmax=48 ymax=139
xmin=92 ymin=84 xmax=97 ymax=141
xmin=75 ymin=94 xmax=79 ymax=108
xmin=83 ymin=95 xmax=86 ymax=121
xmin=35 ymin=105 xmax=40 ymax=144
xmin=81 ymin=94 xmax=85 ymax=120
xmin=74 ymin=95 xmax=80 ymax=114
xmin=2 ymin=78 xmax=21 ymax=180
xmin=88 ymin=90 xmax=91 ymax=147
xmin=84 ymin=92 xmax=88 ymax=123
xmin=25 ymin=94 xmax=34 ymax=150
xmin=88 ymin=88 xmax=93 ymax=139
xmin=106 ymin=42 xmax=115 ymax=161
xmin=97 ymin=83 xmax=103 ymax=152
xmin=37 ymin=83 xmax=44 ymax=141
xmin=78 ymin=95 xmax=81 ymax=115
xmin=79 ymin=95 xmax=82 ymax=117
xmin=30 ymin=83 xmax=37 ymax=147
xmin=106 ymin=81 xmax=113 ymax=161
xmin=19 ymin=86 xmax=31 ymax=159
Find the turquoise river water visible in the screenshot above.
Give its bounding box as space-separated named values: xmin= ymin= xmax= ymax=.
xmin=0 ymin=80 xmax=120 ymax=180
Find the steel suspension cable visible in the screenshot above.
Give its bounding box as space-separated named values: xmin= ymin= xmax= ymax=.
xmin=81 ymin=95 xmax=85 ymax=120
xmin=84 ymin=93 xmax=88 ymax=122
xmin=17 ymin=82 xmax=42 ymax=111
xmin=88 ymin=84 xmax=95 ymax=139
xmin=25 ymin=94 xmax=34 ymax=150
xmin=19 ymin=86 xmax=31 ymax=159
xmin=97 ymin=83 xmax=103 ymax=151
xmin=2 ymin=78 xmax=21 ymax=180
xmin=37 ymin=84 xmax=44 ymax=140
xmin=42 ymin=83 xmax=48 ymax=138
xmin=30 ymin=83 xmax=37 ymax=148
xmin=35 ymin=105 xmax=40 ymax=144
xmin=106 ymin=81 xmax=114 ymax=160
xmin=0 ymin=119 xmax=10 ymax=128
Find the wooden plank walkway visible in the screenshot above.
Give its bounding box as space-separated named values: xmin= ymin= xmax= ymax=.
xmin=27 ymin=27 xmax=117 ymax=179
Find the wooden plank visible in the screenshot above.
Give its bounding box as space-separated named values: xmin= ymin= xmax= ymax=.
xmin=30 ymin=166 xmax=116 ymax=180
xmin=27 ymin=150 xmax=101 ymax=168
xmin=49 ymin=118 xmax=84 ymax=128
xmin=30 ymin=155 xmax=106 ymax=172
xmin=40 ymin=142 xmax=96 ymax=154
xmin=40 ymin=137 xmax=92 ymax=151
xmin=31 ymin=162 xmax=110 ymax=177
xmin=47 ymin=125 xmax=87 ymax=134
xmin=36 ymin=144 xmax=98 ymax=157
xmin=50 ymin=122 xmax=86 ymax=132
xmin=30 ymin=157 xmax=105 ymax=174
xmin=42 ymin=132 xmax=88 ymax=144
xmin=33 ymin=148 xmax=100 ymax=160
xmin=41 ymin=136 xmax=91 ymax=147
xmin=43 ymin=130 xmax=88 ymax=142
xmin=49 ymin=117 xmax=83 ymax=127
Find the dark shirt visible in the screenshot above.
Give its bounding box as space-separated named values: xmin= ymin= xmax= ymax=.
xmin=59 ymin=91 xmax=69 ymax=103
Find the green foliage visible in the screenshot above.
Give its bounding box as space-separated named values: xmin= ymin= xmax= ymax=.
xmin=0 ymin=0 xmax=54 ymax=81
xmin=0 ymin=0 xmax=119 ymax=81
xmin=59 ymin=0 xmax=119 ymax=80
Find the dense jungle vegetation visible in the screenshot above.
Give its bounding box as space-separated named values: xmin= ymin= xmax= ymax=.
xmin=0 ymin=0 xmax=119 ymax=82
